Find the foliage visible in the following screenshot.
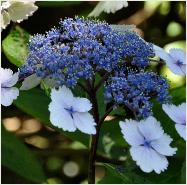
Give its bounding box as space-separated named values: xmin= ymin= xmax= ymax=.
xmin=2 ymin=125 xmax=46 ymax=183
xmin=2 ymin=26 xmax=30 ymax=67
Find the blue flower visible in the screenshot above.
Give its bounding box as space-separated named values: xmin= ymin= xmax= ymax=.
xmin=1 ymin=68 xmax=19 ymax=106
xmin=105 ymin=71 xmax=170 ymax=118
xmin=153 ymin=45 xmax=186 ymax=76
xmin=119 ymin=116 xmax=177 ymax=174
xmin=162 ymin=103 xmax=186 ymax=140
xmin=20 ymin=17 xmax=154 ymax=88
xmin=48 ymin=86 xmax=96 ymax=134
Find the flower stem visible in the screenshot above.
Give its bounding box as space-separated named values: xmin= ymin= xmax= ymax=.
xmin=88 ymin=86 xmax=100 ymax=184
xmin=88 ymin=127 xmax=100 ymax=184
xmin=87 ymin=83 xmax=114 ymax=183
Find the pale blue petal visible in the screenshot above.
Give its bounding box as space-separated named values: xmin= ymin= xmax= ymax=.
xmin=130 ymin=146 xmax=168 ymax=174
xmin=73 ymin=112 xmax=96 ymax=134
xmin=1 ymin=87 xmax=19 ymax=106
xmin=130 ymin=146 xmax=153 ymax=173
xmin=151 ymin=134 xmax=177 ymax=156
xmin=49 ymin=101 xmax=76 ymax=132
xmin=73 ymin=97 xmax=92 ymax=112
xmin=138 ymin=116 xmax=164 ymax=141
xmin=175 ymin=124 xmax=186 ymax=140
xmin=153 ymin=45 xmax=186 ymax=76
xmin=119 ymin=120 xmax=144 ymax=146
xmin=149 ymin=148 xmax=168 ymax=174
xmin=169 ymin=48 xmax=186 ymax=65
xmin=153 ymin=45 xmax=171 ymax=62
xmin=50 ymin=86 xmax=74 ymax=108
xmin=0 ymin=68 xmax=19 ymax=87
xmin=162 ymin=103 xmax=186 ymax=124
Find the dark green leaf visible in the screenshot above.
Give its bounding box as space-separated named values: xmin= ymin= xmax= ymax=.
xmin=101 ymin=119 xmax=128 ymax=148
xmin=98 ymin=164 xmax=151 ymax=184
xmin=13 ymin=88 xmax=89 ymax=147
xmin=170 ymin=86 xmax=186 ymax=105
xmin=153 ymin=86 xmax=186 ymax=141
xmin=109 ymin=107 xmax=125 ymax=117
xmin=181 ymin=160 xmax=186 ymax=183
xmin=2 ymin=26 xmax=30 ymax=67
xmin=2 ymin=125 xmax=46 ymax=183
xmin=133 ymin=157 xmax=184 ymax=183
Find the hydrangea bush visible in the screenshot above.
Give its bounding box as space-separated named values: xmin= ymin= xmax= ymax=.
xmin=1 ymin=10 xmax=186 ymax=184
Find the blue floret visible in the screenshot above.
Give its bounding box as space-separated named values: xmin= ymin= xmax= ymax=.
xmin=20 ymin=17 xmax=169 ymax=118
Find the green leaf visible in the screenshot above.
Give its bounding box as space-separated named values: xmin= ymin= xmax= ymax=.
xmin=2 ymin=26 xmax=30 ymax=67
xmin=181 ymin=160 xmax=186 ymax=183
xmin=133 ymin=157 xmax=184 ymax=183
xmin=99 ymin=164 xmax=151 ymax=184
xmin=153 ymin=86 xmax=186 ymax=140
xmin=13 ymin=88 xmax=89 ymax=147
xmin=2 ymin=125 xmax=46 ymax=183
xmin=109 ymin=107 xmax=125 ymax=117
xmin=101 ymin=119 xmax=128 ymax=148
xmin=98 ymin=164 xmax=123 ymax=184
xmin=170 ymin=86 xmax=186 ymax=105
xmin=97 ymin=118 xmax=128 ymax=159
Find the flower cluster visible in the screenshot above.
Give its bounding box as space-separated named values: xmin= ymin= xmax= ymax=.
xmin=2 ymin=15 xmax=185 ymax=176
xmin=20 ymin=17 xmax=154 ymax=88
xmin=105 ymin=71 xmax=170 ymax=118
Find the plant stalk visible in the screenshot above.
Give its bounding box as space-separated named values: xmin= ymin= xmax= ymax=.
xmin=88 ymin=86 xmax=100 ymax=184
xmin=87 ymin=87 xmax=114 ymax=183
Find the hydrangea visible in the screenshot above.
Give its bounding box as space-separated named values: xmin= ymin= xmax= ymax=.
xmin=119 ymin=116 xmax=177 ymax=174
xmin=88 ymin=1 xmax=128 ymax=17
xmin=105 ymin=71 xmax=170 ymax=118
xmin=19 ymin=17 xmax=170 ymax=120
xmin=1 ymin=68 xmax=19 ymax=106
xmin=20 ymin=17 xmax=154 ymax=88
xmin=162 ymin=103 xmax=186 ymax=140
xmin=153 ymin=45 xmax=186 ymax=76
xmin=48 ymin=86 xmax=96 ymax=134
xmin=1 ymin=0 xmax=38 ymax=29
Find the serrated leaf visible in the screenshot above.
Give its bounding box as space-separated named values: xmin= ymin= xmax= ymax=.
xmin=2 ymin=125 xmax=46 ymax=183
xmin=13 ymin=88 xmax=89 ymax=147
xmin=2 ymin=26 xmax=30 ymax=67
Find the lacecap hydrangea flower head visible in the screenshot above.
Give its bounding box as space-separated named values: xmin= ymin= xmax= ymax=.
xmin=18 ymin=17 xmax=180 ymax=174
xmin=20 ymin=17 xmax=169 ymax=119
